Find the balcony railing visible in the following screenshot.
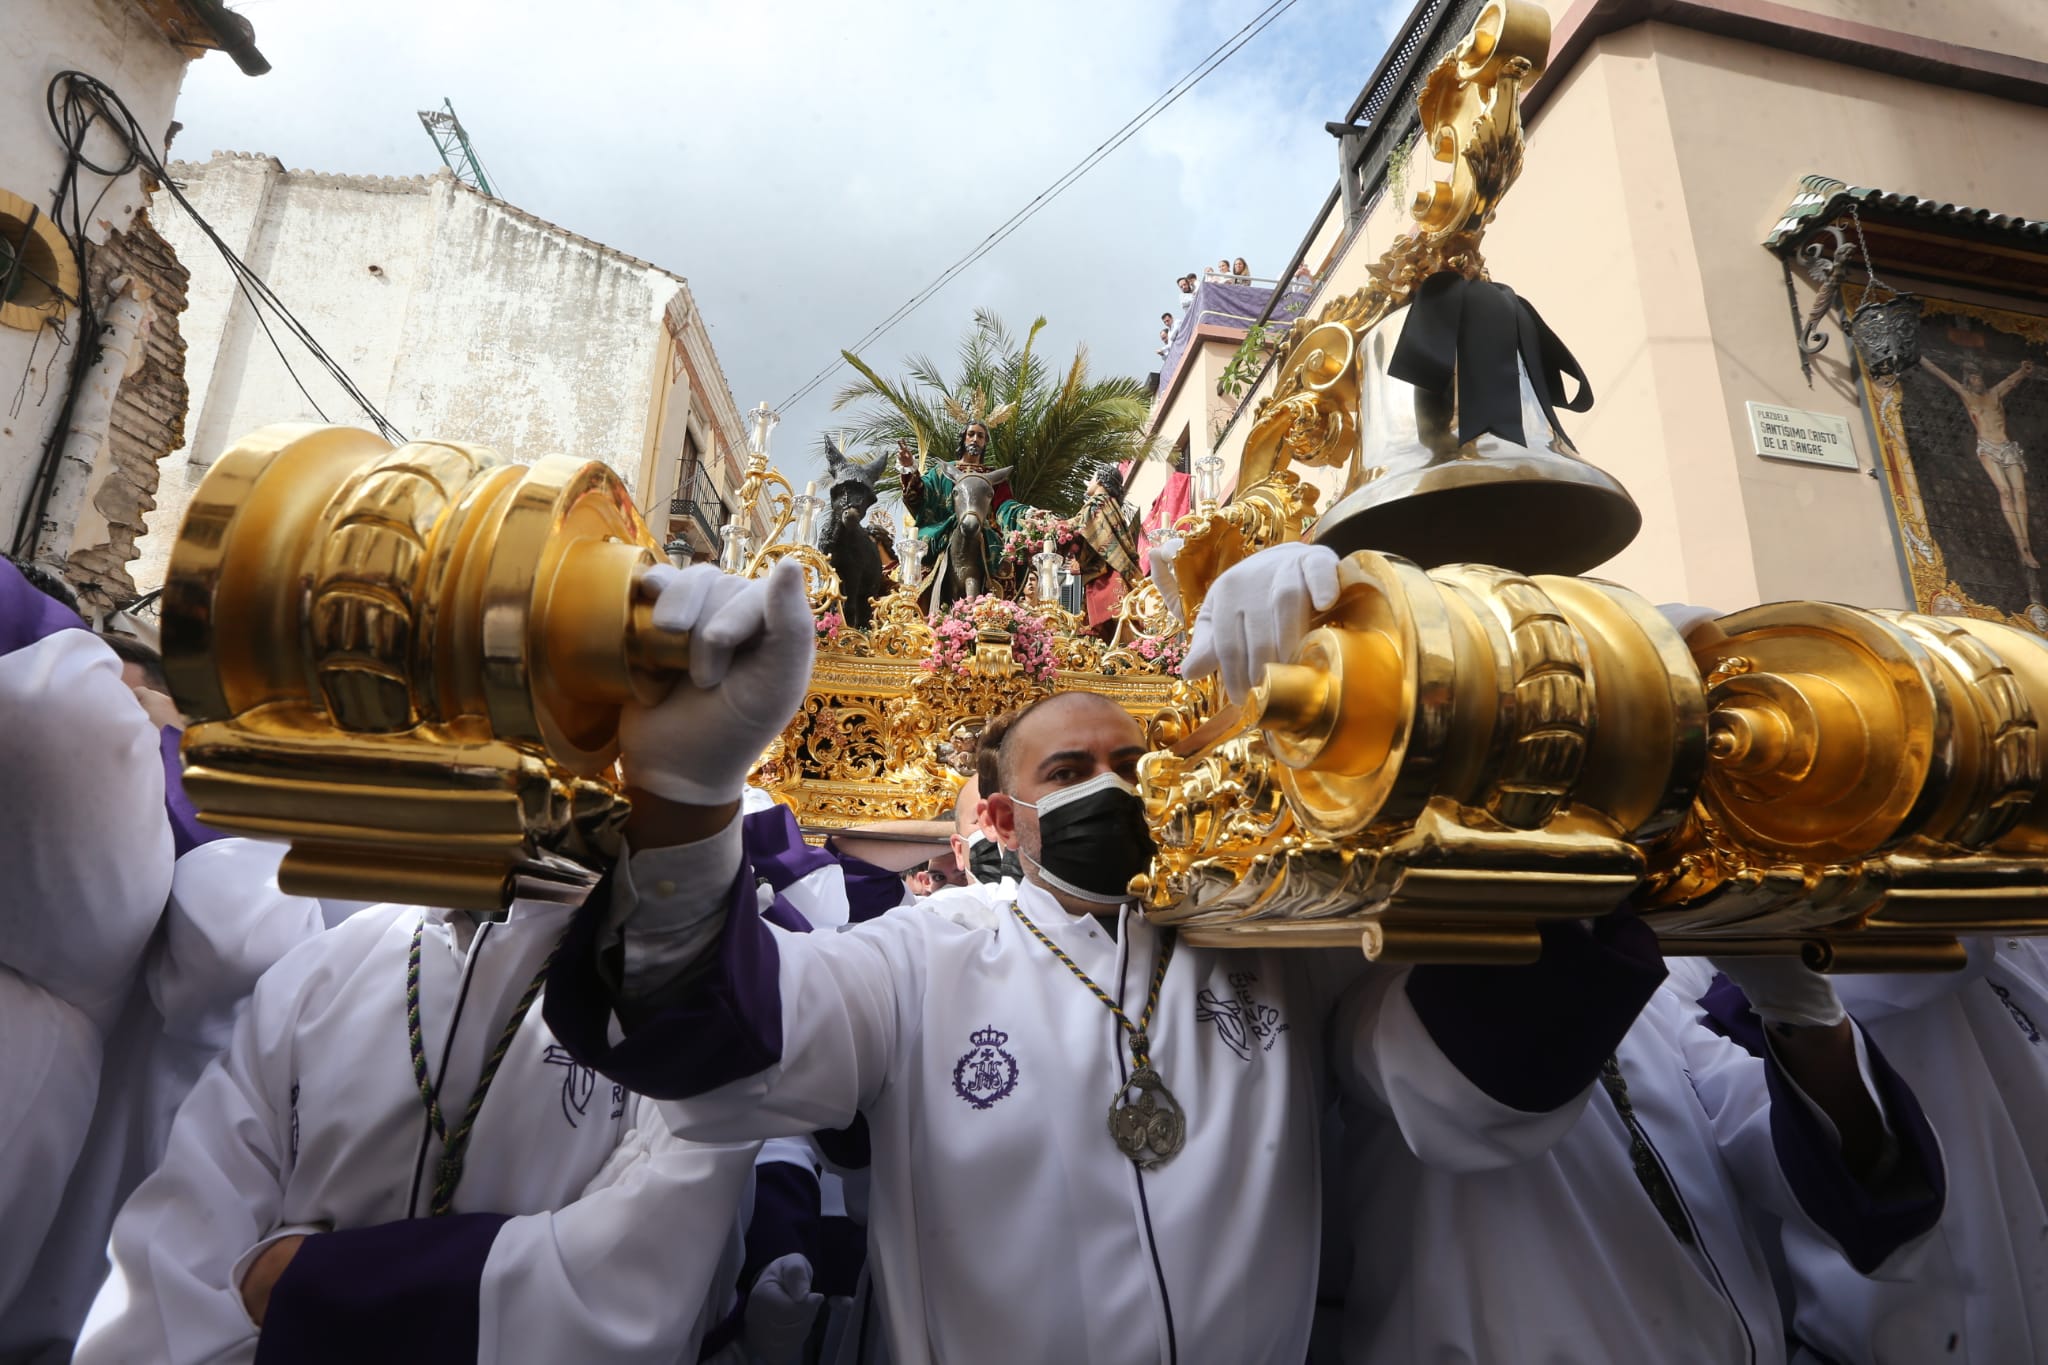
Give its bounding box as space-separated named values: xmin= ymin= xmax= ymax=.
xmin=667 ymin=465 xmax=729 ymax=558
xmin=1159 ymin=275 xmax=1317 ymax=398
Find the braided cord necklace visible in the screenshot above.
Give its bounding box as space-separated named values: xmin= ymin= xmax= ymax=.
xmin=1012 ymin=904 xmax=1186 ymax=1168
xmin=1597 ymin=1055 xmax=1696 ymax=1246
xmin=407 ymin=916 xmax=559 ymax=1217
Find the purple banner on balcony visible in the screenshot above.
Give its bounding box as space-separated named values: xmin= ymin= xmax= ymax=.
xmin=1160 ymin=277 xmax=1317 ymax=398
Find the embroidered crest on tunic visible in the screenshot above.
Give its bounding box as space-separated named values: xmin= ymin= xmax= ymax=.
xmin=952 ymin=1025 xmax=1021 ymax=1109
xmin=544 ymin=1043 xmax=600 ymax=1126
xmin=1195 ymin=972 xmax=1288 ymax=1061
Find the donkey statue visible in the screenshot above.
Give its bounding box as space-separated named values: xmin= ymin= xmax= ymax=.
xmin=941 ymin=458 xmax=1016 ymax=604
xmin=821 ymin=436 xmax=894 ymax=629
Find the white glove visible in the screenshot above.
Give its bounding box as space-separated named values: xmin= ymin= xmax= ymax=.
xmin=1711 ymin=956 xmax=1847 ymax=1029
xmin=618 ymin=560 xmax=815 ymax=806
xmin=743 ymin=1252 xmax=825 ymax=1365
xmin=1149 ymin=534 xmax=1186 ymax=624
xmin=1182 ymin=542 xmax=1342 ymax=703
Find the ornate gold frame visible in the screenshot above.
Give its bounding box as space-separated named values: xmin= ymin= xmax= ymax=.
xmin=1856 ymin=287 xmax=2048 ymax=632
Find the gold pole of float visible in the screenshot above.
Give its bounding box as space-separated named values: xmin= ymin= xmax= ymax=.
xmin=162 ymin=424 xmax=688 ymax=910
xmin=152 ymin=0 xmax=2048 ymax=965
xmin=1143 ymin=550 xmax=2048 ymax=968
xmin=1141 ymin=0 xmax=2048 ymax=969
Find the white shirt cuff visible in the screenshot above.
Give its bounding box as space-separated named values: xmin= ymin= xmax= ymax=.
xmin=602 ymin=812 xmax=745 ymax=1002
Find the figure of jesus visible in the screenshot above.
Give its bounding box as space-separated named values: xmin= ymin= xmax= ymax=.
xmin=896 ymin=422 xmax=1029 ymax=604
xmin=1924 ymin=357 xmax=2040 ymax=568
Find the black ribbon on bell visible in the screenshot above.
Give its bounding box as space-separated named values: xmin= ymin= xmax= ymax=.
xmin=1388 ymin=270 xmax=1595 ymax=449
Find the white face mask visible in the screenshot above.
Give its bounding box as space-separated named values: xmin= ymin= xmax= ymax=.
xmin=1013 ymin=771 xmax=1139 ymax=816
xmin=1012 ymin=772 xmax=1156 ymax=905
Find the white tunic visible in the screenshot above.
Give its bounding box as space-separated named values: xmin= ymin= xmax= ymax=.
xmin=5 ymin=840 xmax=333 ymax=1357
xmin=655 ymin=882 xmax=1352 ymax=1365
xmin=1780 ymin=937 xmax=2048 ymax=1363
xmin=76 ymin=892 xmax=754 ymax=1365
xmin=916 ymin=873 xmax=1015 ymax=932
xmin=1339 ymin=979 xmax=1937 ymax=1365
xmin=0 ymin=627 xmax=171 ymax=1328
xmin=551 ymin=836 xmax=1661 ymax=1365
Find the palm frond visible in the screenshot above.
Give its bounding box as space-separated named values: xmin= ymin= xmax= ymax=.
xmin=831 ymin=311 xmax=1154 ymax=516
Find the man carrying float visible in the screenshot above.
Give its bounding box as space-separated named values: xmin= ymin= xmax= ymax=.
xmin=32 ymin=3 xmax=2048 ymax=1364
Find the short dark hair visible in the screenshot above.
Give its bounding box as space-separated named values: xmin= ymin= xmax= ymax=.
xmin=995 ymin=692 xmax=1132 ymax=794
xmin=100 ymin=632 xmax=168 ymax=690
xmin=975 ymin=708 xmax=1021 ymax=796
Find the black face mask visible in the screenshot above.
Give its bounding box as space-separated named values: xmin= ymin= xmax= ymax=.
xmin=966 ymin=831 xmax=1020 ymax=884
xmin=1016 ymin=773 xmax=1157 ymax=905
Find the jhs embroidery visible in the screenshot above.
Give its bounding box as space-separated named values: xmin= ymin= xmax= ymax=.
xmin=1196 ymin=972 xmax=1288 ymax=1061
xmin=1990 ymin=981 xmax=2042 ymax=1043
xmin=953 ymin=1026 xmax=1020 ymax=1109
xmin=544 ymin=1044 xmax=599 ymax=1126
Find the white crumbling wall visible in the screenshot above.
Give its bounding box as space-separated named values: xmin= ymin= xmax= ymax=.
xmin=137 ymin=155 xmax=712 ymax=590
xmin=0 ymin=0 xmax=194 ymax=585
xmin=61 ymin=213 xmax=191 ymax=608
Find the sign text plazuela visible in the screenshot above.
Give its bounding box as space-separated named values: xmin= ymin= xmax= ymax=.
xmin=1745 ymin=401 xmax=1858 ymax=470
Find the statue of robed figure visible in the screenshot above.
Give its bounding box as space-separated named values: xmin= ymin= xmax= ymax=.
xmin=897 ymin=419 xmax=1030 ymax=606
xmin=1073 ymin=465 xmax=1141 ymax=636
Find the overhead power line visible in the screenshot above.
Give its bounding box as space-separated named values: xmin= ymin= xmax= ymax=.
xmin=774 ymin=0 xmax=1306 ymax=414
xmin=14 ymin=72 xmax=404 ymax=557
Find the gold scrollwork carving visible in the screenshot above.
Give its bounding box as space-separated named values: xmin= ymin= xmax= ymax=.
xmin=1236 ymin=0 xmax=1549 ymax=497
xmin=746 ymin=576 xmax=1193 ymax=832
xmin=1149 ymin=547 xmax=2048 ymax=968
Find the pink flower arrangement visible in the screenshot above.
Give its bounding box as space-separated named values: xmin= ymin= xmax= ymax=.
xmin=815 ymin=610 xmax=844 ymax=642
xmin=1126 ymin=633 xmax=1187 ymax=675
xmin=922 ymin=595 xmax=1058 ymax=684
xmin=999 ymin=509 xmax=1082 ymax=575
xmin=1018 ymin=507 xmax=1081 ymax=549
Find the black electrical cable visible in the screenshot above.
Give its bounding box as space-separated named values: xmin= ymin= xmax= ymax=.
xmin=81 ymin=73 xmax=401 ymax=438
xmin=12 ymin=72 xmax=404 ymax=558
xmin=775 ymin=0 xmax=1305 ymax=414
xmin=778 ymin=0 xmax=1295 ymax=409
xmin=10 ymin=76 xmax=117 ymax=557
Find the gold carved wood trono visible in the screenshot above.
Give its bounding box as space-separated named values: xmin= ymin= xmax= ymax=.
xmin=155 ymin=0 xmax=2048 ymax=972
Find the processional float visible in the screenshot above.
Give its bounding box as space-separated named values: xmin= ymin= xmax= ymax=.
xmin=162 ymin=0 xmax=2048 ymax=969
xmin=160 ymin=401 xmax=1192 ymax=911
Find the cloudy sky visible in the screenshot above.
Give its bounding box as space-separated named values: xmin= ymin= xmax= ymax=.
xmin=172 ymin=0 xmax=1407 ymax=478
